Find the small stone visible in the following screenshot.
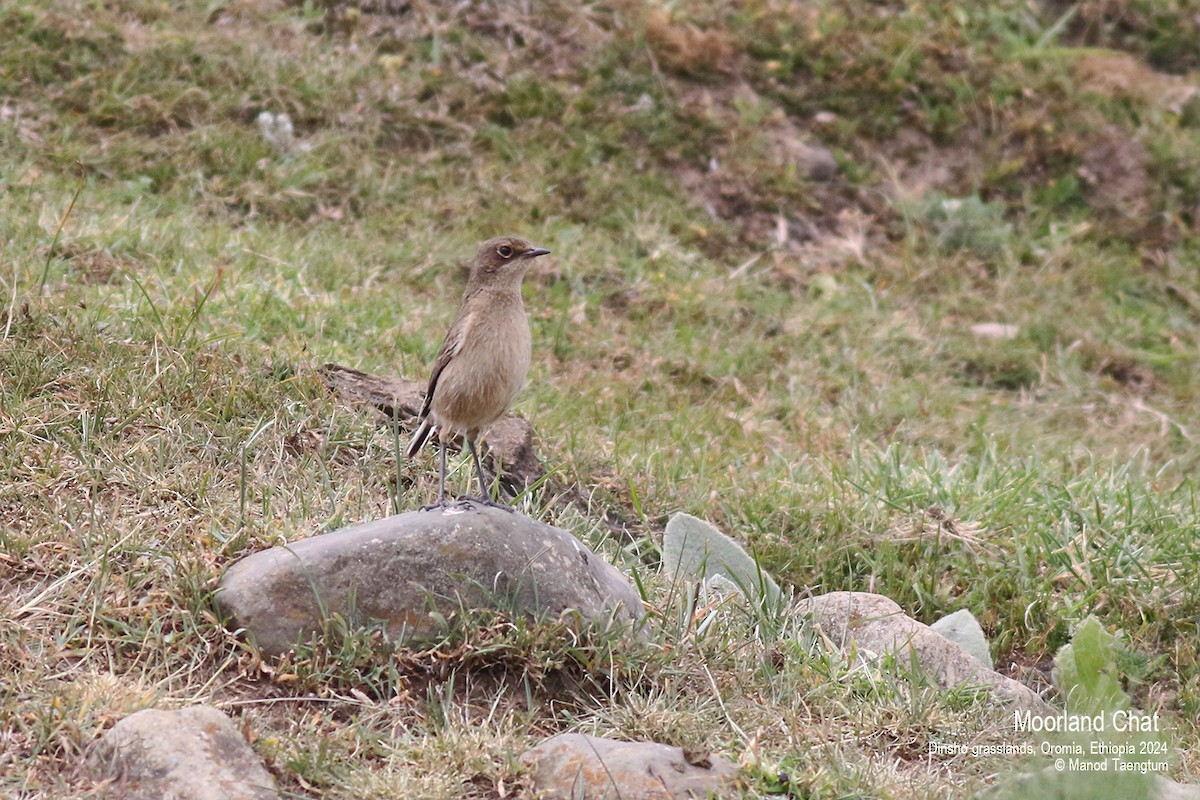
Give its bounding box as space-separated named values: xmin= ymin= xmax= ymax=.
xmin=663 ymin=513 xmax=782 ymax=605
xmin=701 ymin=573 xmax=743 ymax=600
xmin=761 ymin=121 xmax=838 ymax=182
xmin=88 ymin=706 xmax=277 ymax=800
xmin=798 ymin=592 xmax=1049 ymax=712
xmin=931 ymin=608 xmax=993 ymax=669
xmin=794 ymin=142 xmax=839 ymax=182
xmin=217 ymin=506 xmax=644 ymax=657
xmin=522 ymin=733 xmax=740 ymax=800
xmin=970 ymin=322 xmax=1019 ymax=340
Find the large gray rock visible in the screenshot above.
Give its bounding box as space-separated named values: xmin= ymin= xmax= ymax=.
xmin=799 ymin=592 xmax=1050 ymax=712
xmin=522 ymin=733 xmax=740 ymax=800
xmin=88 ymin=706 xmax=277 ymax=800
xmin=217 ymin=505 xmax=644 ymax=656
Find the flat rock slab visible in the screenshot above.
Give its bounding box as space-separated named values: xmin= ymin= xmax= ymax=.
xmin=799 ymin=591 xmax=1051 ymax=713
xmin=522 ymin=733 xmax=740 ymax=800
xmin=217 ymin=505 xmax=645 ymax=657
xmin=88 ymin=705 xmax=277 ymax=800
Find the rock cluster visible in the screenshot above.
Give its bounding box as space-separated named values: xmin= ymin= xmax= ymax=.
xmin=800 ymin=591 xmax=1050 ymax=713
xmin=105 ymin=507 xmax=1189 ymax=800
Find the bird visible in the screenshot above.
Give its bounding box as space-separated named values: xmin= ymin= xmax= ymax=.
xmin=405 ymin=235 xmax=550 ymax=507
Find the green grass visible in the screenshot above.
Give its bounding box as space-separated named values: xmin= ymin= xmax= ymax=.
xmin=3 ymin=0 xmax=1200 ymax=796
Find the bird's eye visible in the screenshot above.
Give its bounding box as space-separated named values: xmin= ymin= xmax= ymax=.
xmin=497 ymin=245 xmax=514 ymax=259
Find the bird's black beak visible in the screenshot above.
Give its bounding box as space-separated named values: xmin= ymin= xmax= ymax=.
xmin=524 ymin=247 xmax=551 ymax=259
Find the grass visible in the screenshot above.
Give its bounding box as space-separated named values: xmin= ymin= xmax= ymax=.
xmin=3 ymin=0 xmax=1200 ymax=796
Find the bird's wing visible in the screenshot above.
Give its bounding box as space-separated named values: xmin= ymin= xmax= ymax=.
xmin=417 ymin=309 xmax=471 ymax=419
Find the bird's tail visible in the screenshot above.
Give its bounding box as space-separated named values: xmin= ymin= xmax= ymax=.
xmin=405 ymin=417 xmax=435 ymax=459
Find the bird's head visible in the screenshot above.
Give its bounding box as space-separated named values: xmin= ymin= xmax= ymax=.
xmin=470 ymin=236 xmax=551 ymax=285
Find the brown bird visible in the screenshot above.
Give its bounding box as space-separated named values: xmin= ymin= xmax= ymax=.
xmin=406 ymin=236 xmax=551 ymax=506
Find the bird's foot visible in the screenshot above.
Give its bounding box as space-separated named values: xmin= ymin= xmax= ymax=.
xmin=462 ymin=495 xmax=516 ymax=512
xmin=419 ymin=496 xmax=514 ymax=512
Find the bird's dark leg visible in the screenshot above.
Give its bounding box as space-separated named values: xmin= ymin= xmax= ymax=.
xmin=465 ymin=437 xmax=514 ymax=511
xmin=438 ymin=438 xmax=448 ymax=503
xmin=467 ymin=437 xmax=489 ymax=500
xmin=420 ymin=437 xmax=450 ymax=511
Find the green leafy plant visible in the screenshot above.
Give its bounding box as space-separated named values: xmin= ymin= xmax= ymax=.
xmin=1053 ymin=616 xmax=1131 ymax=715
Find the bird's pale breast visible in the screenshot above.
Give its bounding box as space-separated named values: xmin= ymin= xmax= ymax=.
xmin=430 ymin=300 xmax=531 ymax=436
